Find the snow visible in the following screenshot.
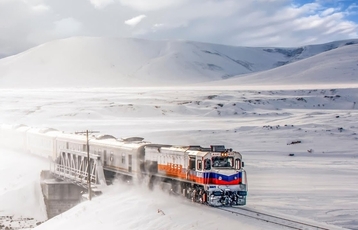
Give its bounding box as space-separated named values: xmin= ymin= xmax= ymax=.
xmin=34 ymin=183 xmax=280 ymax=230
xmin=0 ymin=150 xmax=48 ymax=227
xmin=209 ymin=43 xmax=358 ymax=87
xmin=1 ymin=87 xmax=357 ymax=230
xmin=0 ymin=37 xmax=358 ymax=229
xmin=0 ymin=37 xmax=357 ymax=88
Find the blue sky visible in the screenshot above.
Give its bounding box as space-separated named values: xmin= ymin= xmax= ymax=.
xmin=0 ymin=0 xmax=357 ymax=57
xmin=294 ymin=0 xmax=358 ymax=22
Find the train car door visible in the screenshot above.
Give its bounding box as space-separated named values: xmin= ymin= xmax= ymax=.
xmin=128 ymin=154 xmax=132 ymax=172
xmin=186 ymin=156 xmax=195 ymax=181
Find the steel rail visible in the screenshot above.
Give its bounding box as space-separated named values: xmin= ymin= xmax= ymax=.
xmin=218 ymin=207 xmax=331 ymax=230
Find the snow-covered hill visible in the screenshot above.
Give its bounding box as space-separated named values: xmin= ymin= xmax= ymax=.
xmin=0 ymin=37 xmax=357 ymax=88
xmin=209 ymin=43 xmax=358 ymax=87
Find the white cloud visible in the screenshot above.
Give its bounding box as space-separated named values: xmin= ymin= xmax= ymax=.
xmin=53 ymin=18 xmax=82 ymax=36
xmin=320 ymin=8 xmax=335 ymax=17
xmin=346 ymin=3 xmax=358 ymax=16
xmin=154 ymin=23 xmax=164 ymax=28
xmin=119 ymin=0 xmax=188 ymax=11
xmin=347 ymin=3 xmax=358 ymax=11
xmin=89 ymin=0 xmax=114 ymax=9
xmin=20 ymin=0 xmax=50 ymax=12
xmin=124 ymin=15 xmax=147 ymax=26
xmin=31 ymin=4 xmax=50 ymax=12
xmin=0 ymin=0 xmax=357 ymax=57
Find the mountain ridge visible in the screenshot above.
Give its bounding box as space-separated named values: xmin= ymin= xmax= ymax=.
xmin=0 ymin=36 xmax=357 ymax=88
xmin=207 ymin=43 xmax=358 ymax=88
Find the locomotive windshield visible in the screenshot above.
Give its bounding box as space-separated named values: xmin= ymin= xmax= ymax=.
xmin=212 ymin=157 xmax=234 ymax=168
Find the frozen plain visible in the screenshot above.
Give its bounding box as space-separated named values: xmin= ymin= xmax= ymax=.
xmin=0 ymin=37 xmax=358 ymax=229
xmin=0 ymin=86 xmax=357 ymax=230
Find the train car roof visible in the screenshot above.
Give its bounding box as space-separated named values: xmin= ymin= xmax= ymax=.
xmin=187 ymin=150 xmax=209 ymax=157
xmin=145 ymin=145 xmax=187 ymax=151
xmin=121 ymin=137 xmax=145 ymax=142
xmin=145 ymin=145 xmax=190 ymax=156
xmin=15 ymin=125 xmax=31 ymax=132
xmin=27 ymin=127 xmax=62 ymax=137
xmin=145 ymin=145 xmax=211 ymax=157
xmin=56 ymin=132 xmax=87 ymax=142
xmin=12 ymin=124 xmax=30 ymax=131
xmin=94 ymin=134 xmax=117 ymax=140
xmin=146 ymin=145 xmax=240 ymax=158
xmin=89 ymin=136 xmax=150 ymax=149
xmin=0 ymin=124 xmax=16 ymax=130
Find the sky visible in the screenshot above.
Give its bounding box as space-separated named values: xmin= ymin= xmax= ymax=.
xmin=0 ymin=0 xmax=357 ymax=57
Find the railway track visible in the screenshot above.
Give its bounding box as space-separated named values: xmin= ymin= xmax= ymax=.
xmin=218 ymin=206 xmax=334 ymax=230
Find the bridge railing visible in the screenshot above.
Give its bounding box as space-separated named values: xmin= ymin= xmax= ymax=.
xmin=50 ymin=149 xmax=107 ymax=189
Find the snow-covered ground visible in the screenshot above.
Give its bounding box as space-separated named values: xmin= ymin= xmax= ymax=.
xmin=0 ymin=150 xmax=48 ymax=229
xmin=0 ymin=36 xmax=357 ymax=229
xmin=0 ymin=87 xmax=357 ymax=229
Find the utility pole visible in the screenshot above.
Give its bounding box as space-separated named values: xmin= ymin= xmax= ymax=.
xmin=86 ymin=130 xmax=91 ymax=201
xmin=75 ymin=130 xmax=99 ymax=201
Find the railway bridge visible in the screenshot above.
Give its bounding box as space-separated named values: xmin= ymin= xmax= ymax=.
xmin=49 ymin=148 xmax=107 ymax=196
xmin=42 ymin=148 xmax=107 ymax=218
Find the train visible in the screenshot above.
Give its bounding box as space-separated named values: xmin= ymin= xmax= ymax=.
xmin=0 ymin=123 xmax=248 ymax=206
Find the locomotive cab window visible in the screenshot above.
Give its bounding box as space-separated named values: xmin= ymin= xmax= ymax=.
xmin=204 ymin=159 xmax=211 ymax=170
xmin=235 ymin=159 xmax=241 ymax=170
xmin=197 ymin=159 xmax=202 ymax=170
xmin=189 ymin=157 xmax=195 ymax=170
xmin=212 ymin=157 xmax=234 ymax=168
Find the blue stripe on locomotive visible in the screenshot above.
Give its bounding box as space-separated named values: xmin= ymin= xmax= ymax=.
xmin=193 ymin=171 xmax=242 ymax=182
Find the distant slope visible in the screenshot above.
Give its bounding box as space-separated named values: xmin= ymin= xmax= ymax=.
xmin=0 ymin=37 xmax=357 ymax=88
xmin=262 ymin=40 xmax=358 ymax=66
xmin=208 ymin=43 xmax=358 ymax=87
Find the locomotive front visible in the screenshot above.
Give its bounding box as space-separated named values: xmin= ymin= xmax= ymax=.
xmin=190 ymin=145 xmax=248 ymax=206
xmin=136 ymin=144 xmax=248 ymax=207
